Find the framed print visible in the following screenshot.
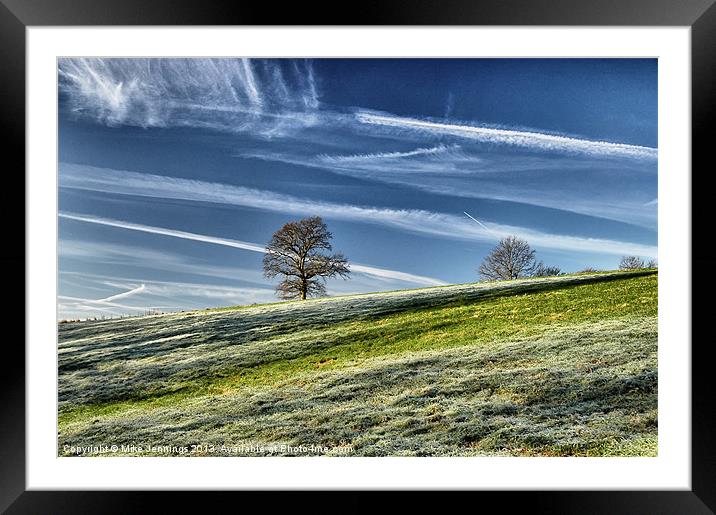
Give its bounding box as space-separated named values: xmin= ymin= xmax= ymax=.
xmin=5 ymin=0 xmax=715 ymax=512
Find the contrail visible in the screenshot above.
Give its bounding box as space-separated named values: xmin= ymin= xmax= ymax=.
xmin=356 ymin=111 xmax=658 ymax=161
xmin=59 ymin=213 xmax=267 ymax=253
xmin=59 ymin=212 xmax=447 ymax=286
xmin=463 ymin=211 xmax=497 ymax=236
xmin=98 ymin=284 xmax=146 ymax=303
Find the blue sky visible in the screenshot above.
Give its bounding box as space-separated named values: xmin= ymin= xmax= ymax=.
xmin=58 ymin=58 xmax=657 ymax=320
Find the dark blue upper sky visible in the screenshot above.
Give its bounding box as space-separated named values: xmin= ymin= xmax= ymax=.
xmin=57 ymin=58 xmax=657 ymax=319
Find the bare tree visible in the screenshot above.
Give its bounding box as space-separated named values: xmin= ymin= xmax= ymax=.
xmin=646 ymin=259 xmax=658 ymax=268
xmin=619 ymin=255 xmax=645 ymax=270
xmin=263 ymin=216 xmax=350 ymax=300
xmin=479 ymin=236 xmax=538 ymax=281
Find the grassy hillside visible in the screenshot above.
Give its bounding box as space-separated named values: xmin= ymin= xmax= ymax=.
xmin=58 ymin=270 xmax=657 ymax=457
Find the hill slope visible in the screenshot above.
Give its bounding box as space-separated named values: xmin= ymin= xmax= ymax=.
xmin=58 ymin=270 xmax=657 ymax=456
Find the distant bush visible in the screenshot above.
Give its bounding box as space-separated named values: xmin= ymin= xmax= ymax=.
xmin=533 ymin=262 xmax=563 ymax=277
xmin=578 ymin=267 xmax=600 ymax=274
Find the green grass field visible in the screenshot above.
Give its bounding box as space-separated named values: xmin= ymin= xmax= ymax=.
xmin=58 ymin=270 xmax=657 ymax=457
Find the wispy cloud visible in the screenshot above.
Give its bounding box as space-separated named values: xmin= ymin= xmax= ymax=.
xmin=355 ymin=111 xmax=658 ymax=160
xmin=59 ymin=164 xmax=656 ymax=257
xmin=59 ymin=163 xmax=657 ymax=260
xmin=240 ymin=137 xmax=656 ymax=229
xmin=59 ymin=212 xmax=449 ymax=286
xmin=58 ymin=58 xmax=656 ymax=163
xmin=60 ymin=164 xmax=484 ymax=240
xmin=348 ymin=264 xmax=447 ymax=287
xmin=58 ymin=58 xmax=320 ymax=136
xmin=60 ymin=239 xmax=267 ymax=286
xmin=139 ymin=281 xmax=275 ymax=302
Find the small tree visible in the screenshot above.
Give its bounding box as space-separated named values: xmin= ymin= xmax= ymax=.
xmin=479 ymin=235 xmax=538 ymax=281
xmin=646 ymin=259 xmax=658 ymax=268
xmin=619 ymin=255 xmax=645 ymax=270
xmin=263 ymin=216 xmax=350 ymax=300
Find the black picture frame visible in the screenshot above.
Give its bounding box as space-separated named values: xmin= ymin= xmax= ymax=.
xmin=4 ymin=0 xmax=715 ymax=512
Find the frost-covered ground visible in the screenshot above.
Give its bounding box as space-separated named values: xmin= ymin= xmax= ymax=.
xmin=58 ymin=270 xmax=657 ymax=456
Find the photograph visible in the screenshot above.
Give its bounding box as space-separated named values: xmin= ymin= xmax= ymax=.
xmin=56 ymin=57 xmax=658 ymax=458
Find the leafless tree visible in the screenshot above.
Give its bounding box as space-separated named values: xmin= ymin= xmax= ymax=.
xmin=619 ymin=255 xmax=645 ymax=270
xmin=479 ymin=236 xmax=538 ymax=281
xmin=263 ymin=216 xmax=350 ymax=300
xmin=646 ymin=259 xmax=658 ymax=268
